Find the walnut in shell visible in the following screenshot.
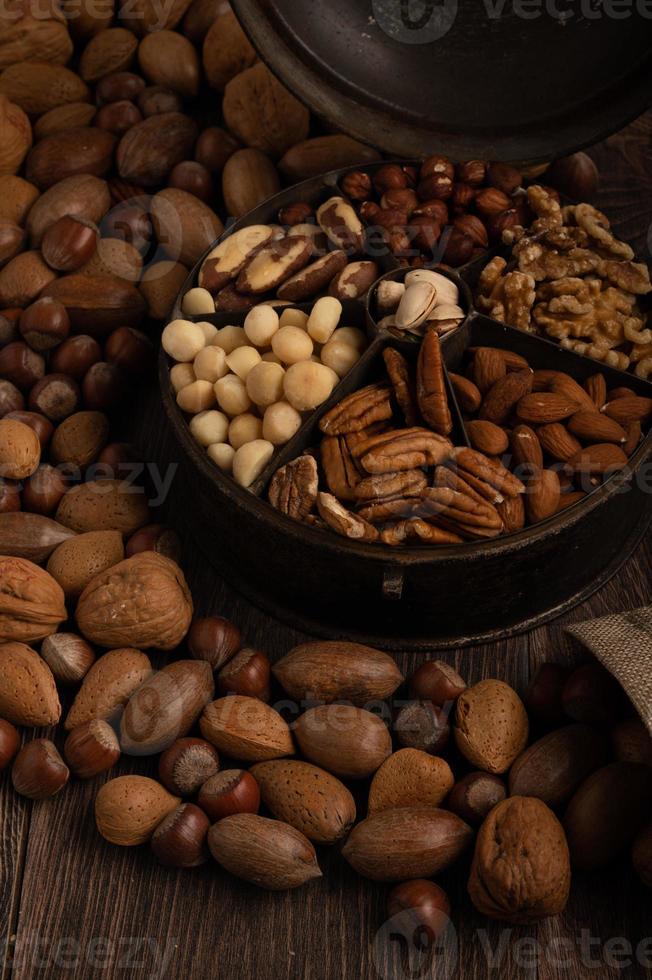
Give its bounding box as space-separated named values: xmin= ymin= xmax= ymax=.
xmin=222 ymin=63 xmax=310 ymax=158
xmin=0 ymin=556 xmax=67 ymax=643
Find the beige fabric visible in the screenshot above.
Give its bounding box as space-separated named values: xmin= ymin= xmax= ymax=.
xmin=566 ymin=606 xmax=652 ymax=735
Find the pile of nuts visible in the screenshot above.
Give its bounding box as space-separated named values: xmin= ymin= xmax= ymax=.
xmin=162 ymin=297 xmax=368 ymax=487
xmin=477 ymin=185 xmax=652 ymax=376
xmin=268 ymin=332 xmax=652 ymax=544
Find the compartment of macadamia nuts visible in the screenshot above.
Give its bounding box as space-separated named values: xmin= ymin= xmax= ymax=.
xmin=161 ymin=297 xmax=373 ymax=489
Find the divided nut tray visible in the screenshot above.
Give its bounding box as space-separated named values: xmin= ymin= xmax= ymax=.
xmin=160 ymin=162 xmax=652 ymax=650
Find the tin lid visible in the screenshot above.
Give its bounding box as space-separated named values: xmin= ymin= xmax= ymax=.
xmin=232 ymin=0 xmax=652 ymax=162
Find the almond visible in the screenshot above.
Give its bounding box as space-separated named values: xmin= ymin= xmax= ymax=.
xmin=509 ymin=724 xmax=607 ymax=808
xmin=95 ymin=775 xmax=180 ymax=846
xmin=473 ymin=347 xmax=506 ymax=393
xmin=602 ymin=396 xmax=652 ymax=425
xmin=526 ymin=468 xmax=561 ymax=523
xmin=55 ymin=478 xmax=150 ymax=535
xmin=75 ymin=552 xmax=193 ymax=650
xmin=0 ymin=250 xmax=56 ymax=306
xmin=222 ymin=148 xmax=281 ymax=218
xmin=537 ymin=423 xmax=582 ymax=462
xmin=65 ymin=647 xmax=152 ymax=729
xmin=0 ymin=640 xmax=61 ymax=725
xmin=368 ymin=748 xmax=454 ymax=814
xmin=293 ymin=705 xmax=392 ymax=780
xmin=584 ymin=373 xmax=607 ymax=410
xmin=78 ymin=239 xmax=142 ymax=283
xmin=25 ymin=127 xmax=115 ymax=190
xmin=250 ymin=760 xmax=356 ymax=844
xmin=117 ymin=112 xmax=198 ymax=187
xmin=509 ymin=424 xmax=543 ymax=472
xmin=0 ymin=512 xmax=76 ymax=562
xmin=555 ymin=490 xmax=586 ymax=513
xmin=548 ymin=373 xmax=596 ymax=412
xmin=207 ymin=813 xmax=322 ymax=890
xmin=200 ymin=695 xmax=294 ymax=762
xmin=120 ymin=660 xmax=214 ymax=755
xmin=42 ymin=274 xmax=146 ymax=334
xmin=465 ymin=420 xmax=509 ymax=456
xmin=449 ymin=373 xmax=482 ymax=413
xmin=279 ymin=135 xmax=381 ymax=182
xmin=79 ymin=28 xmax=138 ymax=83
xmin=46 ymin=529 xmax=124 ymax=598
xmin=455 ymin=679 xmax=529 ymax=774
xmin=150 ymin=187 xmax=223 ymax=268
xmin=342 ymin=806 xmax=473 ymax=881
xmin=0 ymin=63 xmax=90 ymax=115
xmin=272 ymin=641 xmax=403 ymax=706
xmin=50 ymin=410 xmax=109 ymax=467
xmin=567 ymin=411 xmax=626 ymax=445
xmin=565 ymin=443 xmax=628 ymax=476
xmin=624 ymin=420 xmax=642 ymax=456
xmin=26 ymin=174 xmax=110 ymax=246
xmin=34 ymin=102 xmax=97 ymax=140
xmin=0 ymin=556 xmax=66 ymax=643
xmin=480 ymin=369 xmax=533 ymax=425
xmin=516 ymin=392 xmax=579 ymax=424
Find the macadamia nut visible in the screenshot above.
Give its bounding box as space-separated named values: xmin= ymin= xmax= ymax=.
xmin=333 ymin=327 xmax=367 ymax=351
xmin=261 ymin=352 xmax=282 ymax=364
xmin=162 ymin=319 xmax=206 ymax=362
xmin=177 ymin=380 xmax=216 ymax=414
xmin=225 ymin=346 xmax=262 ymax=380
xmin=233 ymin=439 xmax=274 ymax=488
xmin=170 ymin=363 xmax=195 ymax=393
xmin=283 ymin=362 xmax=337 ymax=411
xmin=280 ymin=308 xmax=309 ymax=329
xmin=307 ymin=296 xmax=342 ymax=344
xmin=228 ymin=413 xmax=263 ymax=449
xmin=263 ymin=401 xmax=302 ymax=445
xmin=207 ymin=442 xmax=235 ymax=473
xmin=189 ymin=410 xmax=229 ymax=446
xmin=271 ymin=326 xmax=313 ymax=365
xmin=246 ymin=362 xmax=285 ymax=408
xmin=193 ymin=346 xmax=228 ymax=383
xmin=213 ymin=326 xmax=247 ymax=354
xmin=197 ymin=321 xmax=218 ymax=344
xmin=182 ymin=287 xmax=215 ymax=316
xmin=320 ymin=338 xmax=362 ymax=377
xmin=215 ymin=375 xmax=252 ymax=416
xmin=244 ymin=306 xmax=279 ymax=348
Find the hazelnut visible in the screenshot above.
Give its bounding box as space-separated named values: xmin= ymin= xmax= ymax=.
xmin=197 ymin=769 xmax=260 ymax=821
xmin=101 ymin=202 xmax=153 ymax=254
xmin=446 ymin=771 xmax=506 ymax=825
xmin=417 ymin=173 xmax=453 ymax=202
xmin=195 ymin=126 xmax=241 ymax=173
xmin=0 ymin=341 xmax=45 ymax=390
xmin=105 ymin=326 xmax=153 ymax=375
xmin=487 ymin=161 xmax=522 ymax=196
xmin=158 ymin=737 xmax=220 ymax=796
xmin=450 ymin=182 xmax=475 ymax=215
xmin=40 ymin=632 xmax=96 ymax=685
xmin=168 ymin=161 xmax=214 ymax=203
xmin=408 ymin=215 xmax=441 ymax=253
xmin=359 ymin=201 xmax=381 ymax=223
xmin=96 ymin=71 xmax=146 ymax=105
xmin=5 ymin=410 xmax=53 ymax=447
xmin=409 ymin=660 xmax=466 ymax=706
xmin=82 ymin=362 xmax=128 ymax=411
xmin=486 ymin=209 xmax=520 ymax=243
xmin=562 ymin=663 xmax=626 ymax=725
xmin=41 ymin=216 xmax=99 ymax=273
xmin=21 ymin=463 xmax=68 ymax=514
xmin=0 ymin=719 xmax=20 ymax=771
xmin=0 ymin=313 xmax=17 ymax=346
xmin=381 ymin=188 xmax=419 ymax=215
xmin=420 ymin=155 xmax=454 ymax=182
xmin=394 ymin=701 xmax=450 ymax=754
xmin=278 ymin=202 xmax=313 ymax=227
xmin=341 ymin=170 xmax=373 ymax=201
xmin=442 ymin=228 xmax=474 ymax=267
xmin=12 ymin=739 xmax=69 ymax=800
xmin=373 ymin=164 xmax=408 ymax=195
xmin=523 ymin=662 xmax=569 ymax=729
xmin=29 ymin=374 xmax=80 ymax=421
xmin=453 ymin=214 xmax=488 ymax=249
xmin=544 ymin=152 xmax=599 ymax=202
xmin=0 ymin=380 xmax=23 ymax=417
xmin=188 ymin=615 xmax=241 ymax=670
xmin=95 ymin=100 xmax=143 ymax=135
xmin=50 ymin=335 xmax=102 ymax=380
xmin=64 ymin=720 xmax=120 ymax=779
xmin=413 ymin=199 xmax=449 ymax=225
xmin=456 ymin=160 xmax=486 ymax=186
xmin=217 ymin=648 xmax=271 ymax=701
xmin=0 ymin=478 xmax=20 ymax=512
xmin=19 ymin=298 xmax=70 ymax=352
xmin=125 ymin=524 xmax=182 ymax=563
xmin=475 ymin=187 xmax=512 ymax=217
xmin=387 ymin=880 xmax=451 ymax=942
xmin=137 ymin=85 xmax=183 ymax=117
xmin=151 ymin=803 xmax=210 ymax=868
xmin=402 ymin=164 xmax=418 ymax=187
xmin=97 ymin=441 xmax=138 ymax=475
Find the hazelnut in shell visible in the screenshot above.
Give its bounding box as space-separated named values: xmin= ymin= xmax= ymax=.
xmin=0 ymin=478 xmax=20 ymax=512
xmin=446 ymin=771 xmax=507 ymax=826
xmin=41 ymin=215 xmax=99 ymax=273
xmin=151 ymin=803 xmax=210 ymax=868
xmin=22 ymin=464 xmax=68 ymax=515
xmin=0 ymin=417 xmax=41 ymax=479
xmin=198 ymin=769 xmax=260 ymax=822
xmin=217 ymin=648 xmax=271 ymax=701
xmin=188 ymin=615 xmax=241 ymax=670
xmin=395 ymin=701 xmax=450 ymax=755
xmin=64 ymin=720 xmax=120 ymax=779
xmin=125 ymin=524 xmax=182 ymax=563
xmin=387 ymin=880 xmax=451 ymax=943
xmin=12 ymin=739 xmax=70 ymax=800
xmin=409 ymin=660 xmax=466 ymax=706
xmin=29 ymin=374 xmax=80 ymax=421
xmin=159 ymin=737 xmax=220 ymax=796
xmin=40 ymin=633 xmax=96 ymax=685
xmin=0 ymin=719 xmax=20 ymax=771
xmin=50 ymin=335 xmax=102 ymax=380
xmin=19 ymin=298 xmax=70 ymax=352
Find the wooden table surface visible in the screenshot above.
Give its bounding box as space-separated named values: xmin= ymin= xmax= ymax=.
xmin=2 ymin=117 xmax=652 ymax=980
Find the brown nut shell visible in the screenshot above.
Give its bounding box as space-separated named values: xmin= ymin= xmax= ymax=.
xmin=95 ymin=775 xmax=180 ymax=846
xmin=273 ymin=641 xmax=403 ymax=706
xmin=294 ymin=705 xmax=391 ymax=780
xmin=368 ymin=748 xmax=454 ymax=814
xmin=454 ymin=679 xmax=529 ymax=774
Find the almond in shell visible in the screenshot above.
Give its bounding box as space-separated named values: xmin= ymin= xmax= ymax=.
xmin=0 ymin=640 xmax=61 ymax=725
xmin=0 ymin=96 xmax=31 ymax=176
xmin=368 ymin=748 xmax=454 ymax=814
xmin=0 ymin=556 xmax=66 ymax=643
xmin=293 ymin=704 xmax=392 ymax=780
xmin=55 ymin=478 xmax=150 ymax=535
xmin=50 ymin=410 xmax=109 ymax=468
xmin=95 ymin=775 xmax=180 ymax=845
xmin=46 ymin=529 xmax=124 ymax=599
xmin=202 ymin=10 xmax=257 ymax=91
xmin=454 ymin=679 xmax=529 ymax=774
xmin=0 ymin=63 xmax=90 ymax=115
xmin=34 ymin=102 xmax=97 ymax=140
xmin=272 ymin=641 xmax=403 ymax=706
xmin=279 ymin=134 xmax=381 ymax=182
xmin=65 ymin=646 xmax=152 ymax=729
xmin=208 ymin=813 xmax=321 ymax=890
xmin=200 ymin=695 xmax=294 ymax=762
xmin=140 ymin=259 xmax=188 ymax=320
xmin=250 ymin=760 xmax=356 ymax=844
xmin=150 ymin=187 xmax=223 ymax=268
xmin=0 ymin=175 xmax=39 ymax=225
xmin=342 ymin=806 xmax=473 ymax=881
xmin=0 ymin=4 xmax=73 ymax=70
xmin=0 ymin=251 xmax=56 ymax=306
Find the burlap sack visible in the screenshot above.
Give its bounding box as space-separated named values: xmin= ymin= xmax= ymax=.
xmin=565 ymin=606 xmax=652 ymax=735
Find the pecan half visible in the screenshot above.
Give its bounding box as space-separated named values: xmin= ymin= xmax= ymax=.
xmin=268 ymin=455 xmax=318 ymax=520
xmin=417 ymin=330 xmax=453 ymax=435
xmin=449 ymin=447 xmax=525 ymax=498
xmin=380 ymin=519 xmax=463 ymax=547
xmin=321 ymin=436 xmax=361 ymax=502
xmin=432 ymin=463 xmax=503 ymax=505
xmin=320 ymin=384 xmax=393 ymax=436
xmin=496 ymin=495 xmax=526 ymax=532
xmin=352 ymin=428 xmax=453 ymax=474
xmin=317 ymin=492 xmax=379 ymax=541
xmin=383 ymin=347 xmax=419 ymax=426
xmin=420 ymin=487 xmax=504 ymax=531
xmin=358 ymin=498 xmax=419 ymax=524
xmin=354 ymin=469 xmax=427 ymax=503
